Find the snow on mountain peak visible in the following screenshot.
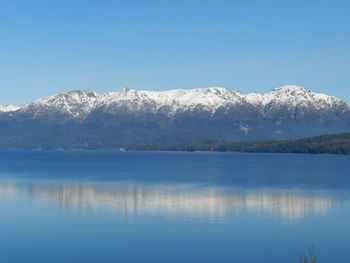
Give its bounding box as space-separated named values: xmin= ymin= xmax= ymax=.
xmin=0 ymin=105 xmax=22 ymax=112
xmin=246 ymin=85 xmax=346 ymax=110
xmin=271 ymin=85 xmax=309 ymax=93
xmin=20 ymin=90 xmax=98 ymax=118
xmin=0 ymin=86 xmax=348 ymax=117
xmin=94 ymin=87 xmax=246 ymax=114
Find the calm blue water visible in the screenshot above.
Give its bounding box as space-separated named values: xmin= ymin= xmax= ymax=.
xmin=0 ymin=151 xmax=349 ymax=263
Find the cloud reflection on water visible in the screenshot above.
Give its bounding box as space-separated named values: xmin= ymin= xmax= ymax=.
xmin=0 ymin=180 xmax=345 ymax=224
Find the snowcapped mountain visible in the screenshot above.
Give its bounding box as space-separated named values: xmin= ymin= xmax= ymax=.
xmin=0 ymin=85 xmax=349 ymax=149
xmin=246 ymin=86 xmax=346 ymax=110
xmin=4 ymin=85 xmax=348 ymax=117
xmin=17 ymin=90 xmax=98 ymax=118
xmin=93 ymin=87 xmax=247 ymax=115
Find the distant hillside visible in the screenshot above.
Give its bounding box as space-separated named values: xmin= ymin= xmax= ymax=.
xmin=126 ymin=133 xmax=350 ymax=155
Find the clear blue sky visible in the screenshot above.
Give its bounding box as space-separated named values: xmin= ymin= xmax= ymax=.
xmin=1 ymin=0 xmax=350 ymax=104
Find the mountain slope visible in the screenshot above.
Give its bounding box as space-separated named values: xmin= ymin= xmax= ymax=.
xmin=17 ymin=90 xmax=98 ymax=120
xmin=0 ymin=85 xmax=349 ymax=150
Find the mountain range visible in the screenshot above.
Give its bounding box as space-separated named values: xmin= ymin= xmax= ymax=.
xmin=0 ymin=85 xmax=349 ymax=150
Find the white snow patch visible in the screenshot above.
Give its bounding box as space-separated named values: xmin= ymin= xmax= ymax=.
xmin=0 ymin=105 xmax=22 ymax=112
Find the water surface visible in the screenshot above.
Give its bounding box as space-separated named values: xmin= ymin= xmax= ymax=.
xmin=0 ymin=151 xmax=349 ymax=263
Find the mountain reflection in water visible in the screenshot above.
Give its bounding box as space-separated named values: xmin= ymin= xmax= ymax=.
xmin=0 ymin=179 xmax=344 ymax=224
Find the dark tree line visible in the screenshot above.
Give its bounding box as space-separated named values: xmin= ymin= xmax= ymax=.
xmin=126 ymin=133 xmax=350 ymax=155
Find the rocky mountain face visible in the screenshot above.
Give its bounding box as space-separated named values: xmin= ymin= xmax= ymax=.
xmin=0 ymin=85 xmax=349 ymax=149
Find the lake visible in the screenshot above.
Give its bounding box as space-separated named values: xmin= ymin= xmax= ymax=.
xmin=0 ymin=151 xmax=349 ymax=263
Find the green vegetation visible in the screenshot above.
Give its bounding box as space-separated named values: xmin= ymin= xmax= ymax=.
xmin=126 ymin=133 xmax=350 ymax=155
xmin=300 ymin=247 xmax=317 ymax=263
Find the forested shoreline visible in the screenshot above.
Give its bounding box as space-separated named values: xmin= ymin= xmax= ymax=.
xmin=126 ymin=133 xmax=350 ymax=155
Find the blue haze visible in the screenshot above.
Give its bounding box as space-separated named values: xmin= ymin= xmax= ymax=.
xmin=0 ymin=0 xmax=350 ymax=104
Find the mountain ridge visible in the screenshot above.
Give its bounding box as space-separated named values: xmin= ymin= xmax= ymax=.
xmin=1 ymin=85 xmax=349 ymax=117
xmin=0 ymin=85 xmax=349 ymax=150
